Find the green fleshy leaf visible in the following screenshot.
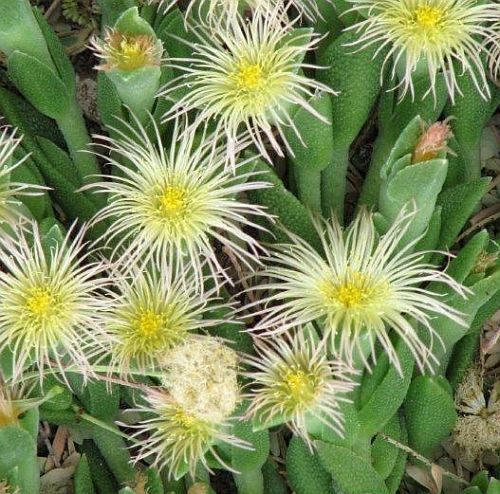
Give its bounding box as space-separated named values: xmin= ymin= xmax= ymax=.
xmin=404 ymin=376 xmax=457 ymax=458
xmin=360 ymin=73 xmax=448 ymax=207
xmin=286 ymin=436 xmax=333 ymax=494
xmin=435 ymin=230 xmax=489 ymax=290
xmin=33 ymin=8 xmax=75 ymax=92
xmin=8 ymin=51 xmax=70 ymax=119
xmin=262 ymin=459 xmax=287 ymax=494
xmin=232 ymin=406 xmax=270 ymax=473
xmin=285 ymin=91 xmax=333 ymax=172
xmin=357 ymin=339 xmax=414 ymax=439
xmin=74 ymin=455 xmax=96 ymax=494
xmin=429 ymin=271 xmax=500 ymax=365
xmin=384 ymin=415 xmax=408 ymax=494
xmin=114 ymin=6 xmax=156 ymax=36
xmin=246 ymin=160 xmax=323 ymax=252
xmin=413 ymin=206 xmax=442 ymax=262
xmin=145 ymin=468 xmax=164 ymax=494
xmin=443 ymin=71 xmax=494 ymax=184
xmin=18 ymin=408 xmax=39 ymax=442
xmin=379 ymin=157 xmax=447 ymax=245
xmin=436 ymin=177 xmax=490 ymax=249
xmin=0 ymin=0 xmax=51 ymax=63
xmin=447 ymin=290 xmax=500 ymax=389
xmin=371 ymin=414 xmax=400 ymax=479
xmin=317 ymin=442 xmax=389 ymax=494
xmin=0 ymin=426 xmax=37 ymax=475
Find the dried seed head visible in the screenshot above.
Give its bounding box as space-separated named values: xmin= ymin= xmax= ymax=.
xmin=161 ymin=336 xmax=240 ymax=423
xmin=453 ymin=368 xmax=500 ymax=461
xmin=412 ymin=120 xmax=454 ymax=164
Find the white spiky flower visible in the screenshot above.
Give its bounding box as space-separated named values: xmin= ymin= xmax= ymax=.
xmin=148 ymin=0 xmax=322 ymax=22
xmin=244 ymin=331 xmax=355 ymax=446
xmin=249 ymin=208 xmax=469 ymax=373
xmin=160 ymin=7 xmax=333 ymax=164
xmin=0 ymin=222 xmax=110 ymax=382
xmin=89 ymin=28 xmax=163 ymax=72
xmin=104 ymin=267 xmax=224 ymax=378
xmin=347 ymin=0 xmax=500 ymax=102
xmin=0 ymin=126 xmax=47 ymax=227
xmin=85 ymin=117 xmax=269 ymax=285
xmin=488 ymin=23 xmax=500 ymax=82
xmin=130 ymin=337 xmax=248 ymax=479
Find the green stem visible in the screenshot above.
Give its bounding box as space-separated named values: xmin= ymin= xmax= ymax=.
xmin=233 ymin=469 xmax=264 ymax=494
xmin=57 ymin=102 xmax=101 ymax=189
xmin=20 ymin=364 xmax=165 ymax=384
xmin=321 ymin=144 xmax=349 ymax=222
xmin=293 ymin=162 xmax=322 ymax=213
xmin=71 ymin=405 xmax=137 ymax=443
xmin=380 ymin=434 xmax=468 ymax=486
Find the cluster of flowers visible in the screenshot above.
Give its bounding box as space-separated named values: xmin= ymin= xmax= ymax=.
xmin=0 ymin=0 xmax=498 ymax=480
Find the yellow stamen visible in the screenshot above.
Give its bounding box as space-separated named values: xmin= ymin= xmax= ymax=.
xmin=157 ymin=186 xmax=188 ymax=219
xmin=174 ymin=410 xmax=198 ymax=429
xmin=26 ymin=287 xmax=55 ymax=319
xmin=284 ymin=369 xmax=316 ymax=404
xmin=414 ymin=5 xmax=444 ymax=29
xmin=135 ymin=310 xmax=164 ymax=338
xmin=105 ymin=32 xmax=161 ymax=71
xmin=320 ymin=272 xmax=375 ymax=309
xmin=0 ymin=403 xmax=19 ymax=428
xmin=235 ymin=62 xmax=264 ymax=91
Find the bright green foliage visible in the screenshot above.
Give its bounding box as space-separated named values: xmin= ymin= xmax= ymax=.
xmin=357 ymin=339 xmax=414 ymax=439
xmin=246 ymin=160 xmax=323 ymax=252
xmin=404 ymin=376 xmax=457 ymax=457
xmin=464 ymin=472 xmax=500 ymax=494
xmin=361 ymin=73 xmax=448 ymax=207
xmin=284 ymin=92 xmax=334 ymax=212
xmin=443 ymin=73 xmax=496 ymax=184
xmin=378 ymin=116 xmax=448 ymax=245
xmin=317 ymin=442 xmax=389 ymax=494
xmin=0 ymin=1 xmax=498 ymax=493
xmin=286 ymin=436 xmax=333 ymax=494
xmin=429 ymin=271 xmax=500 ymax=366
xmin=231 ymin=414 xmax=270 ymax=473
xmin=436 ymin=177 xmax=491 ymax=250
xmin=0 ymin=426 xmax=39 ymax=494
xmin=75 ymin=455 xmax=96 ymax=494
xmin=317 ymin=30 xmax=386 ymax=220
xmin=262 ymin=459 xmax=287 ymax=494
xmin=371 ymin=414 xmax=401 ymax=479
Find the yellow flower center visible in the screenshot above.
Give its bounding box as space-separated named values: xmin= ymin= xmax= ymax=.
xmin=335 ymin=282 xmax=367 ymax=308
xmin=136 ymin=310 xmax=164 ymax=337
xmin=107 ymin=32 xmax=160 ymax=71
xmin=174 ymin=410 xmax=198 ymax=429
xmin=26 ymin=287 xmax=56 ymax=319
xmin=157 ymin=186 xmax=188 ymax=219
xmin=283 ymin=369 xmax=316 ymax=405
xmin=0 ymin=403 xmax=19 ymax=428
xmin=234 ymin=62 xmax=265 ymax=92
xmin=237 ymin=63 xmax=262 ymax=89
xmin=414 ymin=5 xmax=444 ymax=30
xmin=320 ymin=272 xmax=375 ymax=309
